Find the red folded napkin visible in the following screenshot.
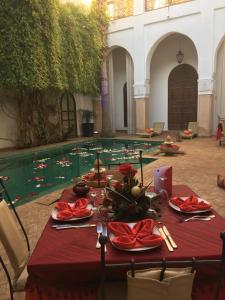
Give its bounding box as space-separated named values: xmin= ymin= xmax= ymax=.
xmin=56 ymin=198 xmax=91 ymax=220
xmin=55 ymin=201 xmax=70 ymax=211
xmin=170 ymin=196 xmax=211 ymax=212
xmin=108 ymin=219 xmax=163 ymax=249
xmin=74 ymin=198 xmax=89 ymax=209
xmin=72 ymin=208 xmax=91 ymax=218
xmin=57 ymin=209 xmax=74 ymax=220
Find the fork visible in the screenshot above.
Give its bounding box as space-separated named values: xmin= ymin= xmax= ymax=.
xmin=96 ymin=222 xmax=102 ymax=249
xmin=182 ymin=214 xmax=215 ymax=222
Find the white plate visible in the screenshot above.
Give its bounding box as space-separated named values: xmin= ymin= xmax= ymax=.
xmin=168 ymin=197 xmax=212 ymax=214
xmin=109 ymin=222 xmax=161 ymax=252
xmin=51 ymin=203 xmax=93 ymax=221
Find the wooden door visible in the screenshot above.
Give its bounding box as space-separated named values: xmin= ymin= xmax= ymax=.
xmin=168 ymin=64 xmax=198 ymax=130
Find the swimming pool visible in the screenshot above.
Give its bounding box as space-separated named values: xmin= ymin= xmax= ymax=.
xmin=0 ymin=139 xmax=161 ymax=206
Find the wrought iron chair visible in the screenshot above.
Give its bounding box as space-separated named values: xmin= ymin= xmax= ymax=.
xmin=0 ymin=178 xmax=30 ymax=300
xmin=99 ymin=232 xmax=225 ymax=300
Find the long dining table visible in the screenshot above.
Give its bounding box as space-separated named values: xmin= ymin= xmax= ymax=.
xmin=25 ymin=185 xmax=225 ymax=300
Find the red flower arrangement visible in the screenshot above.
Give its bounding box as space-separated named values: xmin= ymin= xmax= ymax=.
xmin=105 ymin=163 xmax=151 ymax=222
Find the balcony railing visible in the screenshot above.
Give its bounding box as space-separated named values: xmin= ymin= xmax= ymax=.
xmin=146 ymin=0 xmax=193 ymax=11
xmin=107 ymin=0 xmax=133 ymax=20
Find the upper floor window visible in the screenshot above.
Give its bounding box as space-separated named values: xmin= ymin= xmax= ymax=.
xmin=107 ymin=0 xmax=133 ymax=20
xmin=146 ymin=0 xmax=193 ymax=11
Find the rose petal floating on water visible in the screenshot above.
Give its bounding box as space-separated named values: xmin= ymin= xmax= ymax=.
xmin=32 ymin=176 xmax=45 ymax=182
xmin=56 ymin=159 xmax=72 ymax=167
xmin=34 ymin=163 xmax=48 ymax=169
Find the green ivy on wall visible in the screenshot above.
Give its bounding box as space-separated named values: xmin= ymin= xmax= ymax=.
xmin=0 ymin=0 xmax=108 ymax=147
xmin=0 ymin=0 xmax=108 ymax=94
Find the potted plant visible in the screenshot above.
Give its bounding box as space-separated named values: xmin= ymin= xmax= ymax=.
xmin=79 ymin=109 xmax=96 ymax=137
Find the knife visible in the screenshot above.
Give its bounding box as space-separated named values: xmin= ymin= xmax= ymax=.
xmin=162 ymin=226 xmax=177 ymax=249
xmin=54 ymin=224 xmax=96 ymax=230
xmin=159 ymin=228 xmax=174 ymax=252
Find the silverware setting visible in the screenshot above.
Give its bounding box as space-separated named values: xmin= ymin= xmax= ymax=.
xmin=181 ymin=214 xmax=215 ymax=222
xmin=52 ymin=224 xmax=96 ymax=230
xmin=158 ymin=225 xmax=177 ymax=252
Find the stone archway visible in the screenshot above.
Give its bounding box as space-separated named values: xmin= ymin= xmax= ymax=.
xmin=168 ymin=64 xmax=198 ymax=130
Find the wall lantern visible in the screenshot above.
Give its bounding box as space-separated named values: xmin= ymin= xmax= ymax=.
xmin=176 ymin=50 xmax=184 ymax=64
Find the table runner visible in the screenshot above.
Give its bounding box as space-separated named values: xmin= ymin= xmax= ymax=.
xmin=25 ymin=185 xmax=225 ymax=300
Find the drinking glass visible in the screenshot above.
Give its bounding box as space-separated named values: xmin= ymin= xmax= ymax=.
xmin=145 ymin=191 xmax=158 ymax=219
xmin=158 ymin=176 xmax=168 ymax=201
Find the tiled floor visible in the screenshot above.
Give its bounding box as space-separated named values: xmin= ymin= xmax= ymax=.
xmin=1 ymin=135 xmax=225 ymax=299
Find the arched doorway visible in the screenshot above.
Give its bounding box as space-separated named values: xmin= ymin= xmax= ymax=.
xmin=109 ymin=47 xmax=134 ymax=133
xmin=168 ymin=64 xmax=198 ymax=130
xmin=60 ymin=92 xmax=77 ymax=138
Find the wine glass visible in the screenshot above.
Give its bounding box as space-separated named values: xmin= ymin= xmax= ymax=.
xmin=145 ymin=191 xmax=158 ymax=219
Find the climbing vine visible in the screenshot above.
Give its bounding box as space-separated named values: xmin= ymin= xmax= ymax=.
xmin=0 ymin=0 xmax=108 ymax=147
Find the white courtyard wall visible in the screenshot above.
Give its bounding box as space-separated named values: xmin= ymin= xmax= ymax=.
xmin=107 ymin=0 xmax=225 ymax=133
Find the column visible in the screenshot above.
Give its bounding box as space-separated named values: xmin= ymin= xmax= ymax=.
xmin=100 ymin=56 xmax=114 ymax=137
xmin=126 ymin=53 xmax=135 ymax=134
xmin=198 ymin=78 xmax=214 ymax=136
xmin=134 ymin=80 xmax=150 ymax=133
xmin=93 ymin=98 xmax=102 ymax=133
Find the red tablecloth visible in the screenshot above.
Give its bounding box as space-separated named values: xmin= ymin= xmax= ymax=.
xmin=25 ymin=185 xmax=225 ymax=300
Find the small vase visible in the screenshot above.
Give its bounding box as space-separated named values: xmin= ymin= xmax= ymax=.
xmin=73 ymin=181 xmax=90 ymax=197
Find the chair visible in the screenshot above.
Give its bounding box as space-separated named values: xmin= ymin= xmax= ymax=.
xmin=180 ymin=122 xmax=198 ymax=139
xmin=99 ymin=232 xmax=225 ymax=300
xmin=137 ymin=122 xmax=165 ymax=138
xmin=0 ymin=178 xmax=30 ymax=300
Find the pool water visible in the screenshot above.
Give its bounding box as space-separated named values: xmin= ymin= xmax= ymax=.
xmin=0 ymin=139 xmax=161 ymax=206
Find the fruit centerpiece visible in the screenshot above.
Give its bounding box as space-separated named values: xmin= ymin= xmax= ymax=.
xmin=104 ymin=163 xmax=155 ymax=222
xmin=82 ymin=158 xmax=107 ymax=187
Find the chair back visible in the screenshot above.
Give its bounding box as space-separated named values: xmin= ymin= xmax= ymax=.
xmin=153 ymin=122 xmax=164 ymax=134
xmin=188 ymin=122 xmax=198 ymax=135
xmin=0 ymin=200 xmax=29 ymax=280
xmin=127 ymin=267 xmax=195 ymax=300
